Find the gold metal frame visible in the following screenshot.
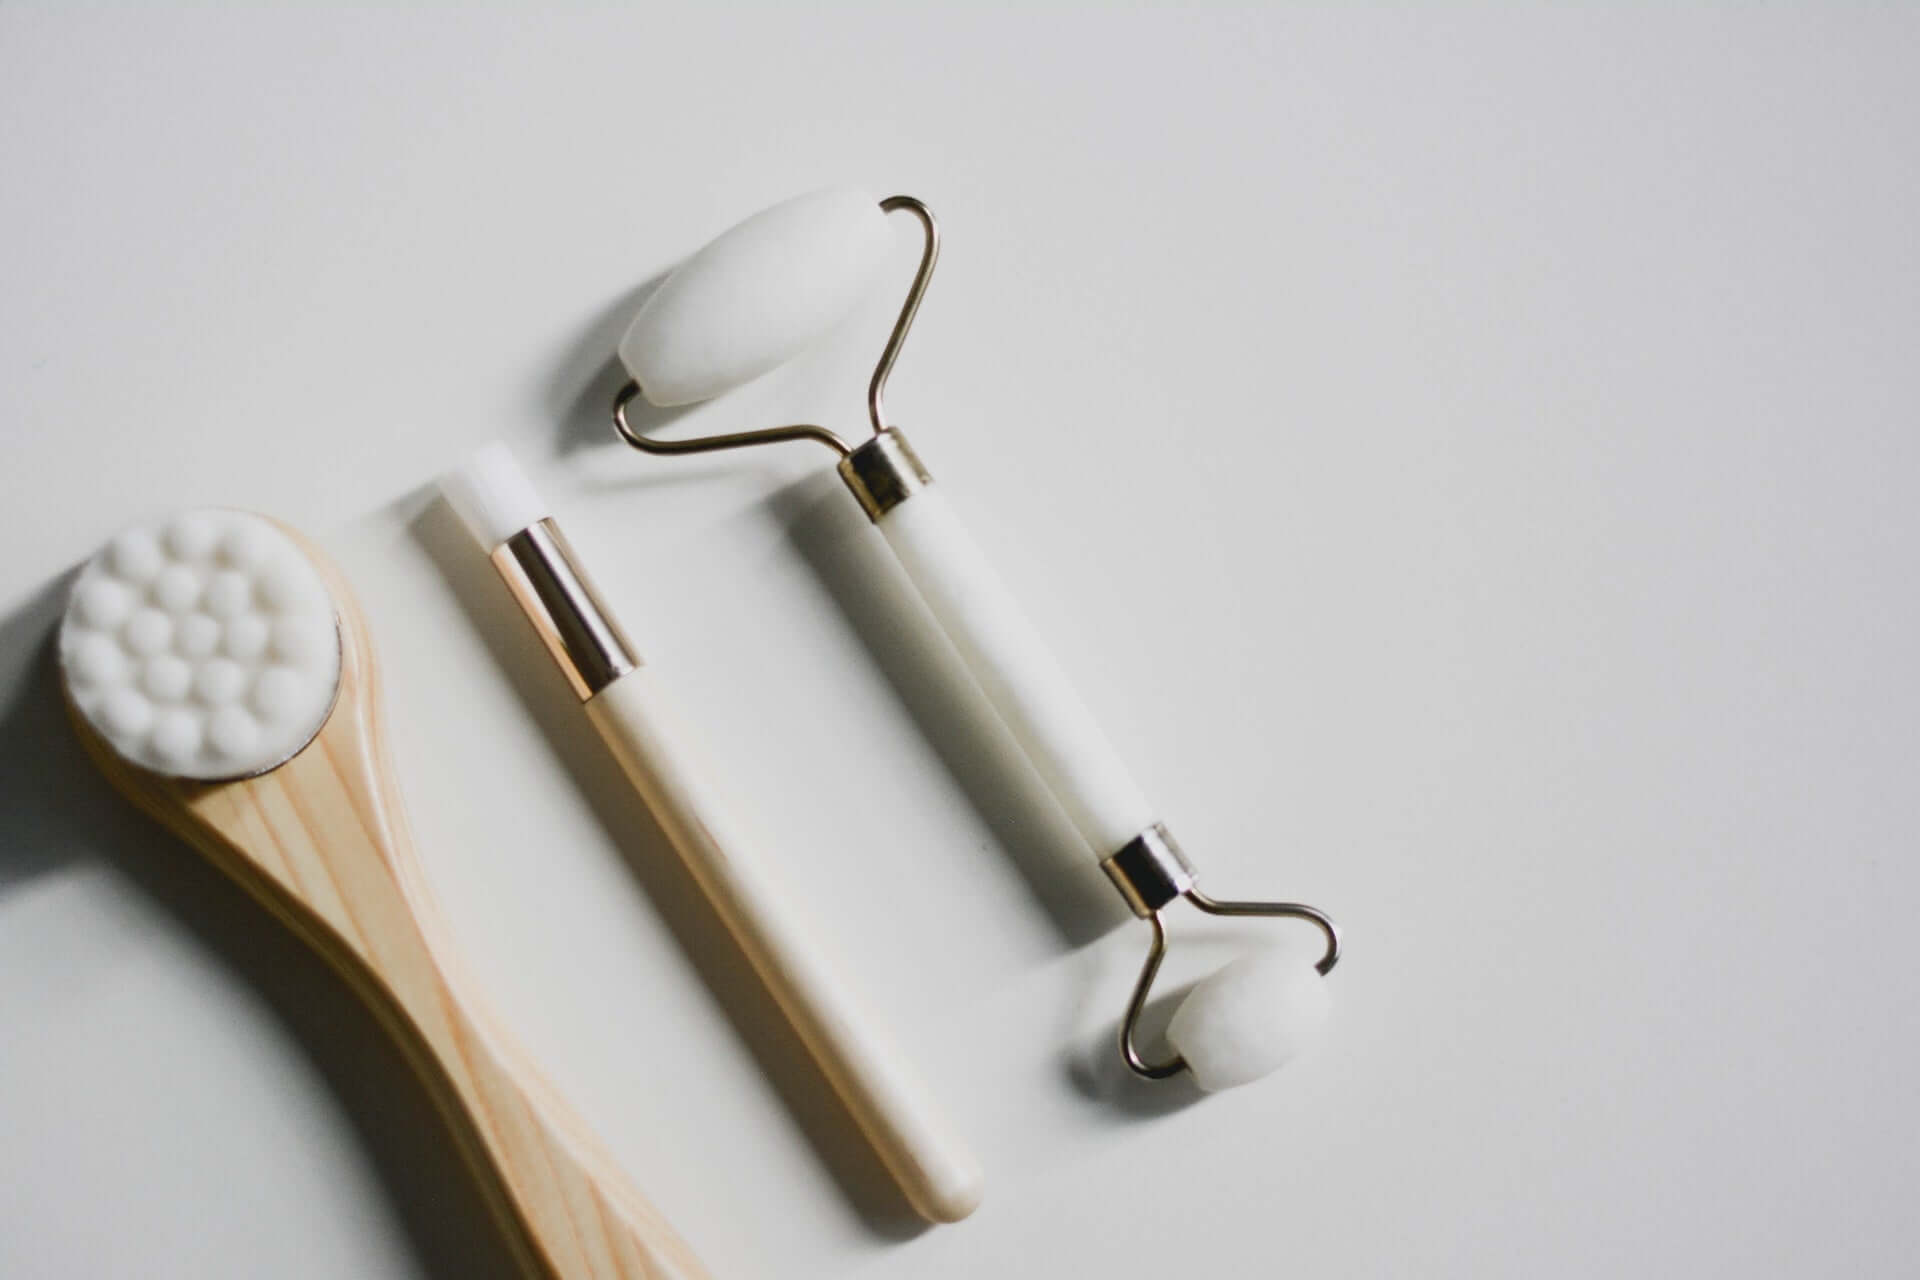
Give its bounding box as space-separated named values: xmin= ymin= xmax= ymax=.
xmin=612 ymin=195 xmax=940 ymax=465
xmin=1102 ymin=824 xmax=1341 ymax=1080
xmin=608 ymin=193 xmax=1349 ymax=1086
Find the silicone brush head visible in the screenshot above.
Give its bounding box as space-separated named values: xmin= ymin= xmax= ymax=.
xmin=617 ymin=187 xmax=894 ymax=407
xmin=58 ymin=509 xmax=342 ymax=780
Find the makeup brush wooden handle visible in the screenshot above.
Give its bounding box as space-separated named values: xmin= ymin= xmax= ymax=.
xmin=585 ymin=671 xmax=984 ymax=1224
xmin=74 ymin=550 xmax=710 ymax=1280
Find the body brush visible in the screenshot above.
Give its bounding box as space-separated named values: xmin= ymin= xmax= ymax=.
xmin=58 ymin=508 xmax=710 ymax=1278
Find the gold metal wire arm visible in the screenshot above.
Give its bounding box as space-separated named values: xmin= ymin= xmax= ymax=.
xmin=611 ymin=195 xmax=941 ymax=461
xmin=1188 ymin=892 xmax=1343 ymax=975
xmin=612 ymin=381 xmax=853 ymax=459
xmin=868 ymin=195 xmax=940 ymax=435
xmin=1118 ymin=891 xmax=1343 ymax=1081
xmin=1121 ymin=914 xmax=1187 ymax=1079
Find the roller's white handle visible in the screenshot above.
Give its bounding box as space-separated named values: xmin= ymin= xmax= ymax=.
xmin=584 ymin=669 xmax=984 ymax=1224
xmin=876 ymin=488 xmax=1158 ymax=858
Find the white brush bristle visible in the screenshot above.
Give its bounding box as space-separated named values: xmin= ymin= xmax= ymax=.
xmin=440 ymin=442 xmax=548 ymax=550
xmin=1165 ymin=946 xmax=1331 ymax=1092
xmin=60 ymin=509 xmax=342 ymax=780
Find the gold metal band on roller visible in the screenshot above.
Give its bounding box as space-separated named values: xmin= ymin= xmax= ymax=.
xmin=837 ymin=428 xmax=933 ymax=521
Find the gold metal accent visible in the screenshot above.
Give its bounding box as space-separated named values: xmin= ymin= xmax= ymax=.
xmin=491 ymin=520 xmax=640 ymax=700
xmin=838 ymin=428 xmax=933 ymax=521
xmin=1101 ymin=823 xmax=1196 ymax=918
xmin=1103 ymin=822 xmax=1343 ymax=1081
xmin=866 ymin=195 xmax=938 ymax=436
xmin=611 ymin=195 xmax=942 ymax=461
xmin=614 ymin=381 xmax=853 ymax=459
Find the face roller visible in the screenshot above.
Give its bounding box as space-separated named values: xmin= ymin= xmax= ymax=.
xmin=439 ymin=443 xmax=983 ymax=1224
xmin=59 ymin=510 xmax=710 ymax=1280
xmin=609 ymin=190 xmax=1343 ymax=1091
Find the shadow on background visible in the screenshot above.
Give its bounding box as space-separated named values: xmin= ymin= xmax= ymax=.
xmin=1061 ymin=920 xmax=1288 ymax=1117
xmin=547 ymin=273 xmax=703 ymax=458
xmin=0 ymin=574 xmax=522 ymax=1279
xmin=770 ymin=469 xmax=1131 ymax=949
xmin=410 ymin=493 xmax=929 ymax=1241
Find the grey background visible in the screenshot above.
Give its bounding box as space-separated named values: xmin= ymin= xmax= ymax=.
xmin=2 ymin=4 xmax=1915 ymax=1277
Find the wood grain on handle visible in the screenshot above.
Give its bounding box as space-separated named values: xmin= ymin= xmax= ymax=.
xmin=585 ymin=672 xmax=984 ymax=1224
xmin=70 ymin=539 xmax=711 ymax=1280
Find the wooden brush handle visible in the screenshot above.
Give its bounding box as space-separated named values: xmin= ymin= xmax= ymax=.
xmin=586 ymin=671 xmax=984 ymax=1224
xmin=73 ymin=545 xmax=710 ymax=1280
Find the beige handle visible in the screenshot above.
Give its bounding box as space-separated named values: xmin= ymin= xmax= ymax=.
xmin=586 ymin=671 xmax=984 ymax=1223
xmin=75 ymin=541 xmax=712 ymax=1280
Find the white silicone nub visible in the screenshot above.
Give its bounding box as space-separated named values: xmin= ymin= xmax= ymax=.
xmin=1165 ymin=947 xmax=1331 ymax=1092
xmin=440 ymin=442 xmax=548 ymax=551
xmin=618 ymin=188 xmax=893 ymax=406
xmin=876 ymin=487 xmax=1158 ymax=855
xmin=59 ymin=510 xmax=341 ymax=780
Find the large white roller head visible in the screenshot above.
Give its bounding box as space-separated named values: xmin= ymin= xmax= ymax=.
xmin=1165 ymin=946 xmax=1332 ymax=1092
xmin=618 ymin=188 xmax=893 ymax=407
xmin=59 ymin=509 xmax=342 ymax=780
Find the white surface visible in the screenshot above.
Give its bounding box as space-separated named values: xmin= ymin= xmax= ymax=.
xmin=1 ymin=5 xmax=1917 ymax=1278
xmin=619 ymin=187 xmax=892 ymax=407
xmin=441 ymin=442 xmax=550 ymax=551
xmin=880 ymin=485 xmax=1156 ymax=856
xmin=59 ymin=511 xmax=341 ymax=779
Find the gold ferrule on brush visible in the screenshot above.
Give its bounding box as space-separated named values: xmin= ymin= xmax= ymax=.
xmin=490 ymin=519 xmax=640 ymax=699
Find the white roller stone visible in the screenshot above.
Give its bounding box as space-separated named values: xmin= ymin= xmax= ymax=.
xmin=617 ymin=187 xmax=894 ymax=406
xmin=60 ymin=510 xmax=341 ymax=780
xmin=1165 ymin=946 xmax=1332 ymax=1092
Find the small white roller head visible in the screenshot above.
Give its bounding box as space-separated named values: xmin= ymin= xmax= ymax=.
xmin=1165 ymin=946 xmax=1332 ymax=1092
xmin=60 ymin=510 xmax=342 ymax=780
xmin=440 ymin=442 xmax=548 ymax=551
xmin=618 ymin=187 xmax=893 ymax=407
